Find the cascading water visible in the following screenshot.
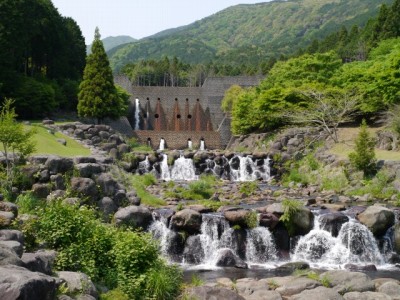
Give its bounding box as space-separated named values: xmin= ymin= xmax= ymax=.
xmin=170 ymin=155 xmax=198 ymax=181
xmin=149 ymin=214 xmax=174 ymax=258
xmin=159 ymin=138 xmax=165 ymax=151
xmin=160 ymin=154 xmax=171 ymax=181
xmin=246 ymin=227 xmax=277 ymax=264
xmin=134 ymin=98 xmax=140 ymax=130
xmin=137 ymin=155 xmax=150 ymax=174
xmin=293 ymin=216 xmax=385 ymax=267
xmin=198 ymin=214 xmax=231 ymax=266
xmin=199 ymin=140 xmax=205 ymax=151
xmin=229 ymin=155 xmax=271 ymax=181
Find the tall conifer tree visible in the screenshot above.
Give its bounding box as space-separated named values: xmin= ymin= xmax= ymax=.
xmin=78 ymin=28 xmax=127 ymax=123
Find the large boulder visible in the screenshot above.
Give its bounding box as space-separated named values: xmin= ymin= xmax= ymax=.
xmin=357 ymin=206 xmax=395 ymax=237
xmin=343 ymin=291 xmax=391 ymax=300
xmin=97 ymin=197 xmax=118 ymax=221
xmin=394 ymin=223 xmax=400 ymax=254
xmin=57 ymin=271 xmax=98 ymax=299
xmin=0 ymin=241 xmax=23 ymax=257
xmin=0 ymin=230 xmax=24 ymax=245
xmin=0 ymin=264 xmax=56 ymax=300
xmin=275 ymin=277 xmax=321 ymax=297
xmin=70 ymin=177 xmax=99 ymax=202
xmin=45 ymin=156 xmax=74 ymax=175
xmin=75 ymin=163 xmax=103 ymax=178
xmin=31 ymin=183 xmax=52 ymax=199
xmin=114 ymin=206 xmax=152 ymax=230
xmin=0 ymin=211 xmax=16 ymax=228
xmin=0 ymin=244 xmax=24 ymax=266
xmin=95 ymin=173 xmax=120 ymax=197
xmin=185 ymin=286 xmax=245 ymax=300
xmin=377 ymin=281 xmax=400 ymax=300
xmin=291 ymin=207 xmax=314 ymax=236
xmin=171 ymin=209 xmax=202 ymax=234
xmin=223 ymin=208 xmax=251 ymax=228
xmin=290 ymin=286 xmax=344 ymax=300
xmin=320 ymin=270 xmax=375 ymax=294
xmin=21 ymin=250 xmax=56 ymax=275
xmin=215 ymin=249 xmax=247 ymax=269
xmin=235 ymin=278 xmax=282 ymax=300
xmin=319 ymin=212 xmax=349 ymax=237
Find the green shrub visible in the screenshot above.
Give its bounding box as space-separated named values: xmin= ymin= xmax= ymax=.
xmin=15 ymin=192 xmax=45 ymax=214
xmin=18 ymin=200 xmax=182 ymax=298
xmin=245 ymin=211 xmax=258 ymax=229
xmin=100 ymin=289 xmax=129 ymax=300
xmin=239 ymin=181 xmax=258 ymax=196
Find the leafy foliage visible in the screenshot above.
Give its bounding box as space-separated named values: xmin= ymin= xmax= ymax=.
xmin=0 ymin=99 xmax=36 ymax=197
xmin=19 ymin=201 xmax=182 ymax=299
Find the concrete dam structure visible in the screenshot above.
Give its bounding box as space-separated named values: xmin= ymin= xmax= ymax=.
xmin=114 ymin=75 xmax=262 ymax=150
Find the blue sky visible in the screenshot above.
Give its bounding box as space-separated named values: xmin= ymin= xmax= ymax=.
xmin=52 ymin=0 xmax=269 ymax=44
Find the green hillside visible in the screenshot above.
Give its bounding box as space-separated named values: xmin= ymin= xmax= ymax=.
xmin=87 ymin=35 xmax=136 ymax=54
xmin=109 ymin=0 xmax=393 ymax=72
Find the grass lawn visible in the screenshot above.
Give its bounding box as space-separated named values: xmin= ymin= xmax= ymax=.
xmin=27 ymin=124 xmax=91 ymax=157
xmin=328 ymin=127 xmax=400 ymax=161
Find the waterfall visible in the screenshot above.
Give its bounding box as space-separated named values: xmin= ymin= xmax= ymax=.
xmin=160 ymin=154 xmax=171 ymax=181
xmin=229 ymin=155 xmax=271 ymax=182
xmin=188 ymin=140 xmax=193 ymax=150
xmin=198 ymin=214 xmax=231 ymax=266
xmin=200 ymin=140 xmax=205 ymax=151
xmin=159 ymin=138 xmax=165 ymax=151
xmin=137 ymin=155 xmax=150 ymax=174
xmin=293 ymin=217 xmax=385 ymax=267
xmin=170 ymin=155 xmax=198 ymax=181
xmin=134 ymin=98 xmax=140 ymax=130
xmin=149 ymin=219 xmax=174 ymax=258
xmin=246 ymin=227 xmax=277 ymax=264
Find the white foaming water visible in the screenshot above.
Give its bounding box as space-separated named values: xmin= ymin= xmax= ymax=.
xmin=188 ymin=140 xmax=193 ymax=150
xmin=134 ymin=98 xmax=140 ymax=130
xmin=198 ymin=214 xmax=231 ymax=267
xmin=137 ymin=155 xmax=150 ymax=174
xmin=160 ymin=154 xmax=171 ymax=181
xmin=229 ymin=155 xmax=271 ymax=182
xmin=293 ymin=217 xmax=385 ymax=267
xmin=159 ymin=138 xmax=165 ymax=151
xmin=246 ymin=227 xmax=277 ymax=264
xmin=149 ymin=219 xmax=174 ymax=258
xmin=170 ymin=155 xmax=198 ymax=181
xmin=200 ymin=140 xmax=205 ymax=151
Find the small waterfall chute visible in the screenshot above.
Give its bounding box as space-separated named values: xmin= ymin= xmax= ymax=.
xmin=159 ymin=138 xmax=165 ymax=151
xmin=160 ymin=154 xmax=171 ymax=181
xmin=170 ymin=154 xmax=198 ymax=181
xmin=134 ymin=98 xmax=140 ymax=130
xmin=246 ymin=227 xmax=277 ymax=264
xmin=137 ymin=155 xmax=150 ymax=174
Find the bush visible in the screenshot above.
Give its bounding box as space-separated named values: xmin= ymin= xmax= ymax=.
xmin=239 ymin=181 xmax=258 ymax=196
xmin=245 ymin=211 xmax=258 ymax=229
xmin=15 ymin=192 xmax=45 ymax=214
xmin=18 ymin=201 xmax=182 ymax=298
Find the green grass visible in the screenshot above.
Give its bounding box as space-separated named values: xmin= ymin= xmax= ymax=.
xmin=130 ymin=174 xmax=166 ymax=207
xmin=27 ymin=124 xmax=91 ymax=157
xmin=330 ymin=143 xmax=400 ymax=161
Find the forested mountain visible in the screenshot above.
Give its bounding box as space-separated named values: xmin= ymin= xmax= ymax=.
xmin=109 ymin=0 xmax=393 ymax=73
xmin=86 ymin=35 xmax=136 ymax=54
xmin=0 ymin=0 xmax=86 ymax=118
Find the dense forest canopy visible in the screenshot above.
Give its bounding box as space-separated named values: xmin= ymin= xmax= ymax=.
xmin=109 ymin=0 xmax=393 ymax=74
xmin=225 ymin=0 xmax=400 ymax=135
xmin=0 ymin=0 xmax=86 ymax=118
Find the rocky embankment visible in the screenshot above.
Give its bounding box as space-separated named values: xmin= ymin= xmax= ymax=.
xmin=1 ymin=122 xmax=400 ymax=299
xmin=184 ymin=270 xmax=400 ymax=300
